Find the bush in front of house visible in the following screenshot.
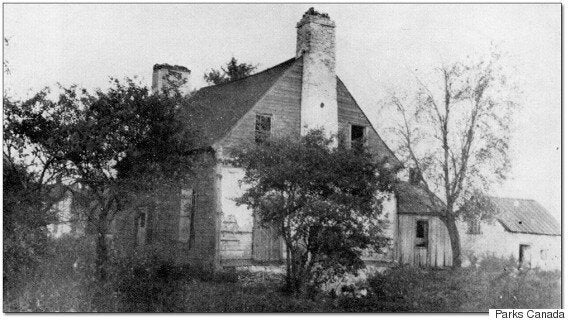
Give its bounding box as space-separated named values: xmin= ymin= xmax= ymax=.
xmin=230 ymin=129 xmax=396 ymax=295
xmin=3 ymin=235 xmax=97 ymax=312
xmin=337 ymin=257 xmax=561 ymax=312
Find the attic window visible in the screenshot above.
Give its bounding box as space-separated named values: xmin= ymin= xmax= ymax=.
xmin=255 ymin=114 xmax=272 ymax=144
xmin=467 ymin=219 xmax=482 ymax=234
xmin=350 ymin=124 xmax=366 ymax=150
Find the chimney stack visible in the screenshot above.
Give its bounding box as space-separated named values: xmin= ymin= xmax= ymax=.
xmin=296 ymin=8 xmax=338 ymax=141
xmin=152 ymin=64 xmax=191 ymax=96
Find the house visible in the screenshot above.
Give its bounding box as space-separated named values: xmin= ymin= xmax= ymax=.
xmin=47 ymin=184 xmax=91 ymax=239
xmin=459 ymin=197 xmax=561 ymax=271
xmin=111 ymin=8 xmax=454 ymax=269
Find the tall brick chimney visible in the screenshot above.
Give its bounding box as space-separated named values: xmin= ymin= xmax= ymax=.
xmin=296 ymin=8 xmax=338 ymax=141
xmin=152 ymin=64 xmax=191 ymax=96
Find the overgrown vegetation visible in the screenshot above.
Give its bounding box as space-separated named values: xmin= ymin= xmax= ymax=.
xmin=231 ymin=130 xmax=395 ymax=294
xmin=338 ymin=260 xmax=561 ymax=312
xmin=4 ymin=78 xmax=200 ymax=280
xmin=3 ymin=237 xmax=335 ymax=312
xmin=4 ymin=239 xmax=560 ymax=312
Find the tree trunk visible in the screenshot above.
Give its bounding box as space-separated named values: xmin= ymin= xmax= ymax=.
xmin=444 ymin=215 xmax=462 ymax=268
xmin=285 ymin=247 xmax=293 ymax=292
xmin=95 ymin=213 xmax=109 ymax=281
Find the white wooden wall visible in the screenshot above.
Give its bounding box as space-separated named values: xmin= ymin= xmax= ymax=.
xmin=397 ymin=215 xmax=453 ymax=267
xmin=459 ymin=220 xmax=561 ymax=271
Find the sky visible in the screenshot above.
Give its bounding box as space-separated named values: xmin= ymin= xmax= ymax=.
xmin=3 ymin=3 xmax=561 ymax=221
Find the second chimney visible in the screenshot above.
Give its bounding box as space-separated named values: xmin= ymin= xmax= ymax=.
xmin=152 ymin=64 xmax=191 ymax=96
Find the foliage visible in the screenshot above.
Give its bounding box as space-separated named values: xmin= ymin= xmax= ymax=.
xmin=230 ymin=130 xmax=395 ymax=294
xmin=3 ymin=153 xmax=59 ymax=294
xmin=5 ymin=245 xmax=559 ymax=312
xmin=4 ymin=78 xmax=201 ymax=279
xmin=338 ymin=258 xmax=561 ymax=312
xmin=381 ymin=50 xmax=519 ymax=266
xmin=4 ymin=236 xmax=330 ymax=312
xmin=204 ymin=57 xmax=257 ymax=85
xmin=3 ymin=235 xmax=96 ymax=312
xmin=3 ymin=44 xmax=66 ymax=296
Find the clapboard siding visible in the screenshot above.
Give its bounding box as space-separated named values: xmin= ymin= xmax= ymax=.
xmin=337 ymin=78 xmax=400 ymax=167
xmin=217 ymin=59 xmax=303 ymax=155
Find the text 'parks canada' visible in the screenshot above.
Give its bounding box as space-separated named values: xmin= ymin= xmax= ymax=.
xmin=495 ymin=310 xmax=565 ymax=319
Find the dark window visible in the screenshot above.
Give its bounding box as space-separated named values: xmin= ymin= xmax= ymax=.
xmin=255 ymin=114 xmax=271 ymax=144
xmin=416 ymin=220 xmax=428 ymax=247
xmin=139 ymin=211 xmax=146 ymax=228
xmin=350 ymin=125 xmax=366 ymax=149
xmin=519 ymin=244 xmax=530 ymax=266
xmin=467 ymin=219 xmax=481 ymax=234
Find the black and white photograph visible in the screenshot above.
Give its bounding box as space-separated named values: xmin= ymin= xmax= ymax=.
xmin=2 ymin=2 xmax=562 ymax=313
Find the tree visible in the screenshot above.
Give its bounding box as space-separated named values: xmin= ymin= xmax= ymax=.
xmin=3 ymin=40 xmax=66 ymax=288
xmin=382 ymin=51 xmax=519 ymax=267
xmin=203 ymin=57 xmax=257 ymax=85
xmin=8 ymin=78 xmax=200 ymax=279
xmin=2 ymin=158 xmax=59 ymax=290
xmin=230 ymin=130 xmax=395 ymax=294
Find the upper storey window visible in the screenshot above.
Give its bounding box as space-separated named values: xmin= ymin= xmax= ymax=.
xmin=350 ymin=124 xmax=366 ymax=150
xmin=467 ymin=219 xmax=482 ymax=234
xmin=255 ymin=114 xmax=272 ymax=144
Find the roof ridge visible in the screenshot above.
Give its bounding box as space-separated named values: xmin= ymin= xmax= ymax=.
xmin=198 ymin=57 xmax=297 ymax=91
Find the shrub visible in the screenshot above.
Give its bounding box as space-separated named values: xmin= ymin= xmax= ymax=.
xmin=3 ymin=235 xmax=97 ymax=312
xmin=340 ymin=258 xmax=561 ymax=312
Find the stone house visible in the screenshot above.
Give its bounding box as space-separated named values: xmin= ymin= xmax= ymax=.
xmin=111 ymin=8 xmax=455 ymax=269
xmin=460 ymin=197 xmax=561 ymax=271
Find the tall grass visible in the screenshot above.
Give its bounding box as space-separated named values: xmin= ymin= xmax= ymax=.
xmin=338 ymin=257 xmax=561 ymax=312
xmin=4 ymin=237 xmax=561 ymax=312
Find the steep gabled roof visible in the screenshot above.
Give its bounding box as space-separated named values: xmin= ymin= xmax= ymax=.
xmin=395 ymin=182 xmax=445 ymax=215
xmin=182 ymin=58 xmax=298 ymax=147
xmin=181 ymin=57 xmax=404 ymax=167
xmin=489 ymin=197 xmax=561 ymax=236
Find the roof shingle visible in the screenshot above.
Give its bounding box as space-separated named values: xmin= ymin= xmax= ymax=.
xmin=395 ymin=182 xmax=445 ymax=215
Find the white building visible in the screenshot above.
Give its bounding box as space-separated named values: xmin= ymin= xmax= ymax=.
xmin=460 ymin=197 xmax=561 ymax=271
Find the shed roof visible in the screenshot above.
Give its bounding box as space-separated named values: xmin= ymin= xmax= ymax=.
xmin=489 ymin=197 xmax=561 ymax=236
xmin=395 ymin=182 xmax=445 ymax=215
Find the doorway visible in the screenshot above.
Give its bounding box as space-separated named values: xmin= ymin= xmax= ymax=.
xmin=414 ymin=220 xmax=429 ymax=266
xmin=519 ymin=244 xmax=531 ymax=267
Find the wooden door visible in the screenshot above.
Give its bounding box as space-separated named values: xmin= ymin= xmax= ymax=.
xmin=414 ymin=220 xmax=429 ymax=267
xmin=252 ymin=214 xmax=281 ymax=262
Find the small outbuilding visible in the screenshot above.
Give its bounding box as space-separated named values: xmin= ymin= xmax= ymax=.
xmin=460 ymin=197 xmax=561 ymax=271
xmin=394 ymin=182 xmax=453 ymax=267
